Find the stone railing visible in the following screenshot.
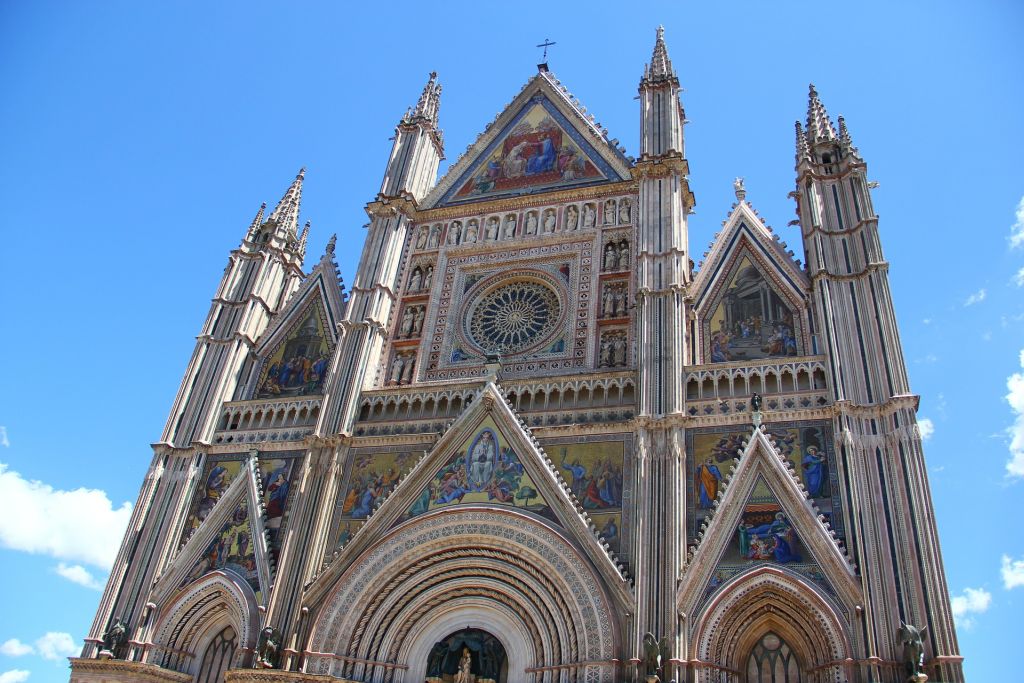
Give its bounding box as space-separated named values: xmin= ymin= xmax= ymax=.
xmin=683 ymin=356 xmax=831 ymax=417
xmin=213 ymin=396 xmax=322 ymax=445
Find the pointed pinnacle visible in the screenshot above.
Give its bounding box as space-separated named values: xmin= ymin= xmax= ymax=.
xmin=325 ymin=233 xmax=337 ymax=256
xmin=268 ymin=168 xmax=305 ymax=236
xmin=410 ymin=71 xmax=442 ymax=127
xmin=645 ymin=25 xmax=675 ymax=81
xmin=248 ymin=202 xmax=267 ymax=234
xmin=806 ymin=83 xmax=837 ymax=142
xmin=795 ymin=120 xmax=811 ymax=164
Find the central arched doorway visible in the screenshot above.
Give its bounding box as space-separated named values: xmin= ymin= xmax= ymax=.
xmin=425 ymin=628 xmax=507 ymax=683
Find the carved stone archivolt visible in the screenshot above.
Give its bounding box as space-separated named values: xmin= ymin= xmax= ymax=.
xmin=305 ymin=508 xmax=618 ymax=683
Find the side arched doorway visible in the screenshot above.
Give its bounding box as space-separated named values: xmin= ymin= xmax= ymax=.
xmin=425 ymin=629 xmax=507 ymax=683
xmin=691 ymin=568 xmax=852 ymax=683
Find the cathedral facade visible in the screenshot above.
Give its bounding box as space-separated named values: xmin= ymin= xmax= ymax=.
xmin=71 ymin=28 xmax=963 ymax=683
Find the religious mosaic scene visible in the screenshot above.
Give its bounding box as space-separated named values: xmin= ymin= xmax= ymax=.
xmin=72 ymin=27 xmax=962 ymax=683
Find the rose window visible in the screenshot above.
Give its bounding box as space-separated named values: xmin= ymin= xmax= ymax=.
xmin=467 ymin=281 xmax=561 ymax=354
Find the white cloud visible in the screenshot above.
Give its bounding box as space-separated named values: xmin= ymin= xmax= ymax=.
xmin=1003 ymin=554 xmax=1024 ymax=589
xmin=922 ymin=318 xmax=932 ymax=325
xmin=0 ymin=640 xmax=33 ymax=657
xmin=33 ymin=633 xmax=77 ymax=661
xmin=0 ymin=671 xmax=31 ymax=683
xmin=950 ymin=586 xmax=992 ymax=629
xmin=0 ymin=463 xmax=132 ymax=569
xmin=0 ymin=427 xmax=8 ymax=447
xmin=1014 ymin=267 xmax=1024 ymax=287
xmin=55 ymin=563 xmax=104 ymax=591
xmin=918 ymin=418 xmax=934 ymax=441
xmin=1007 ymin=349 xmax=1024 ymax=478
xmin=964 ymin=288 xmax=987 ymax=306
xmin=1011 ymin=196 xmax=1024 ymax=249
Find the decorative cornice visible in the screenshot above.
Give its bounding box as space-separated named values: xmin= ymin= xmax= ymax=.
xmin=413 ymin=180 xmax=637 ymax=222
xmin=69 ymin=658 xmax=192 ymax=682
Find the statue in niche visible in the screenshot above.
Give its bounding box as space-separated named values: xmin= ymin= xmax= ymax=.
xmin=413 ymin=307 xmax=425 ymax=335
xmin=566 ymin=204 xmax=579 ymax=230
xmin=582 ymin=203 xmax=596 ymax=228
xmin=453 ymin=647 xmax=473 ymax=683
xmin=409 ymin=267 xmax=423 ymax=292
xmin=389 ymin=355 xmax=405 ymax=384
xmin=485 ymin=216 xmax=499 ymax=240
xmin=428 ymin=224 xmax=441 ymax=248
xmin=603 ymin=198 xmax=616 ymax=224
xmin=448 ymin=221 xmax=463 ymax=245
xmin=619 ymin=240 xmax=631 ymax=269
xmin=897 ymin=622 xmax=928 ymax=681
xmin=415 ymin=226 xmax=428 ymax=249
xmin=601 ymin=286 xmax=612 ymax=317
xmin=400 ymin=308 xmax=415 ymax=338
xmin=503 ymin=214 xmax=517 ymax=238
xmin=401 ymin=355 xmax=415 ymax=383
xmin=99 ymin=617 xmax=128 ymax=659
xmin=619 ymin=198 xmax=631 ymax=224
xmin=599 ymin=337 xmax=613 ymax=367
xmin=466 ymin=219 xmax=479 ymax=243
xmin=613 ymin=334 xmax=627 ymax=366
xmin=604 ymin=243 xmax=619 ymax=271
xmin=525 ymin=211 xmax=538 ymax=235
xmin=424 ymin=265 xmax=434 ymax=289
xmin=542 ymin=209 xmax=556 ymax=233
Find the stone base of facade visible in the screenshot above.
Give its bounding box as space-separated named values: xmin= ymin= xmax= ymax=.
xmin=69 ymin=658 xmax=192 ymax=683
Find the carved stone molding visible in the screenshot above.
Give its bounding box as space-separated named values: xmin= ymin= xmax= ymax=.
xmin=69 ymin=658 xmax=192 ymax=683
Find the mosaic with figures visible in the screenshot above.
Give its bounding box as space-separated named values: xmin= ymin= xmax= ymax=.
xmin=686 ymin=422 xmax=845 ymax=601
xmin=704 ymin=253 xmax=804 ymax=363
xmin=440 ymin=95 xmax=617 ymax=205
xmin=331 ymin=449 xmax=420 ymax=548
xmin=179 ymin=451 xmax=304 ymax=596
xmin=256 ymin=301 xmax=333 ymax=398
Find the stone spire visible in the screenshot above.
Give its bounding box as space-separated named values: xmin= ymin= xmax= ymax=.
xmin=297 ymin=220 xmax=310 ymax=259
xmin=246 ymin=201 xmax=267 ymax=240
xmin=644 ymin=25 xmax=676 ymax=82
xmin=268 ymin=168 xmax=305 ymax=237
xmin=806 ymin=84 xmax=837 ymax=142
xmin=408 ymin=71 xmax=442 ymax=128
xmin=795 ymin=120 xmax=812 ymax=166
xmin=837 ymin=115 xmax=861 ymax=159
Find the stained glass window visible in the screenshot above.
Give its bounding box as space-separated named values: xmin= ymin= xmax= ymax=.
xmin=196 ymin=625 xmax=237 ymax=683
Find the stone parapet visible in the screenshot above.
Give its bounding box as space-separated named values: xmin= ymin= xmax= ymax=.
xmin=69 ymin=658 xmax=192 ymax=683
xmin=225 ymin=670 xmax=358 ymax=683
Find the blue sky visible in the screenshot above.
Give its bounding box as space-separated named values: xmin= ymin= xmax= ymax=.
xmin=0 ymin=1 xmax=1022 ymax=681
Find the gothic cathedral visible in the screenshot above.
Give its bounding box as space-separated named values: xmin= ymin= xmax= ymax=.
xmin=72 ymin=28 xmax=963 ymax=683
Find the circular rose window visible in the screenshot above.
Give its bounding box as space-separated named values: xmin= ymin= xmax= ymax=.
xmin=467 ymin=281 xmax=562 ymax=354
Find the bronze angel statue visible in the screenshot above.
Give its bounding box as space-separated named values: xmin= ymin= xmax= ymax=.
xmin=641 ymin=632 xmax=671 ymax=680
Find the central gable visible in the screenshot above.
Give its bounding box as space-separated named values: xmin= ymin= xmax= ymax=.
xmin=427 ymin=73 xmax=632 ymax=209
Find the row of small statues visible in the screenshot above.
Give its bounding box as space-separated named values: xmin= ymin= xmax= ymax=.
xmin=600 ymin=282 xmax=629 ymax=318
xmin=603 ymin=239 xmax=631 ymax=272
xmin=598 ymin=332 xmax=629 ymax=367
xmin=412 ymin=198 xmax=633 ymax=251
xmin=408 ymin=265 xmax=434 ymax=292
xmin=399 ymin=305 xmax=426 ymax=338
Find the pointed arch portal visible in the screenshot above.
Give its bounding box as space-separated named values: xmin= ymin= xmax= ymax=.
xmin=304 ymin=507 xmax=621 ymax=683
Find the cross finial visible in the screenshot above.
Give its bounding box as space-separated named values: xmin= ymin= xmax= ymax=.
xmin=536 ymin=38 xmax=556 ymax=64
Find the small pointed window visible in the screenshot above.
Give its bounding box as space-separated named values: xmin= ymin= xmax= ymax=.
xmin=195 ymin=625 xmax=237 ymax=683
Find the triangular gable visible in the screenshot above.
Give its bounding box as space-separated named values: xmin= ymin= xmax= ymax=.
xmin=691 ymin=202 xmax=812 ymax=364
xmin=305 ymin=382 xmax=632 ymax=609
xmin=247 ymin=256 xmax=345 ymax=399
xmin=679 ymin=426 xmax=860 ymax=615
xmin=425 ymin=71 xmax=632 ymax=209
xmin=155 ymin=454 xmax=273 ymax=605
